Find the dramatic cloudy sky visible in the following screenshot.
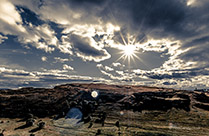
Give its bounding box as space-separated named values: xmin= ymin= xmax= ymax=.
xmin=0 ymin=0 xmax=209 ymax=89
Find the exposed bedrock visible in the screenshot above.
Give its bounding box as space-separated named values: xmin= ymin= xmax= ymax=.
xmin=0 ymin=84 xmax=208 ymax=118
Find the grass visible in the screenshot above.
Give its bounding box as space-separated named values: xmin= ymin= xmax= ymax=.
xmin=1 ymin=108 xmax=209 ymax=136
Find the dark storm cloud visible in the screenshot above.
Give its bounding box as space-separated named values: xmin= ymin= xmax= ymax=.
xmin=163 ymin=81 xmax=177 ymax=85
xmin=11 ymin=0 xmax=209 ymax=42
xmin=182 ymin=36 xmax=209 ymax=48
xmin=66 ymin=0 xmax=207 ymax=40
xmin=178 ymin=37 xmax=209 ymax=69
xmin=147 ymin=72 xmax=184 ymax=80
xmin=16 ymin=6 xmax=44 ymax=26
xmin=109 ymin=0 xmax=188 ymax=35
xmin=47 ymin=0 xmax=187 ymax=36
xmin=0 ymin=66 xmax=106 ymax=88
xmin=13 ymin=0 xmax=207 ymax=43
xmin=141 ymin=68 xmax=209 ymax=80
xmin=82 ymin=0 xmax=189 ymax=39
xmin=70 ymin=0 xmax=105 ymax=5
xmin=67 ymin=34 xmax=110 ymax=62
xmin=57 ymin=0 xmax=203 ymax=44
xmin=1 ymin=0 xmax=209 ymax=89
xmin=39 ymin=76 xmax=93 ymax=83
xmin=70 ymin=34 xmax=104 ymax=57
xmin=179 ymin=45 xmax=209 ymax=64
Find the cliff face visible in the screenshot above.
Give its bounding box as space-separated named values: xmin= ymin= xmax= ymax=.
xmin=0 ymin=83 xmax=208 ymax=118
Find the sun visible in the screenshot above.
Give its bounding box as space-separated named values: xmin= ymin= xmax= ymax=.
xmin=116 ymin=45 xmax=139 ymax=64
xmin=123 ymin=45 xmax=136 ymax=56
xmin=114 ymin=32 xmax=144 ymax=66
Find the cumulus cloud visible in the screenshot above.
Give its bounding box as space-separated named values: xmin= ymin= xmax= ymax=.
xmin=7 ymin=0 xmax=117 ymax=62
xmin=104 ymin=66 xmax=114 ymax=72
xmin=63 ymin=33 xmax=111 ymax=62
xmin=0 ymin=0 xmax=26 ymax=35
xmin=0 ymin=0 xmax=58 ymax=53
xmin=112 ymin=62 xmax=122 ymax=67
xmin=0 ymin=0 xmax=209 ymax=89
xmin=63 ymin=64 xmax=74 ymax=71
xmin=17 ymin=23 xmax=58 ymax=52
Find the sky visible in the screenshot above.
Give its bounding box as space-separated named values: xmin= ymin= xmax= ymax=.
xmin=0 ymin=0 xmax=209 ymax=90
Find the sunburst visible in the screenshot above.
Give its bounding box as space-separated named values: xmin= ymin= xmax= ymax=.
xmin=119 ymin=45 xmax=138 ymax=63
xmin=123 ymin=45 xmax=136 ymax=56
xmin=116 ymin=35 xmax=141 ymax=65
xmin=114 ymin=33 xmax=149 ymax=69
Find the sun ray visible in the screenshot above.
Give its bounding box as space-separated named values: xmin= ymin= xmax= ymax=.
xmin=119 ymin=31 xmax=128 ymax=45
xmin=115 ymin=42 xmax=151 ymax=71
xmin=115 ymin=53 xmax=126 ymax=62
xmin=132 ymin=53 xmax=151 ymax=70
xmin=108 ymin=2 xmax=153 ymax=71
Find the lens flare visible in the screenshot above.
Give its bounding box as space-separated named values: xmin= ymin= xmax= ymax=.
xmin=91 ymin=90 xmax=98 ymax=98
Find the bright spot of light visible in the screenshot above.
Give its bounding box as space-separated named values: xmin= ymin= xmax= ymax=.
xmin=187 ymin=0 xmax=196 ymax=6
xmin=120 ymin=111 xmax=124 ymax=115
xmin=116 ymin=44 xmax=140 ymax=65
xmin=41 ymin=56 xmax=47 ymax=62
xmin=91 ymin=90 xmax=98 ymax=98
xmin=123 ymin=45 xmax=136 ymax=56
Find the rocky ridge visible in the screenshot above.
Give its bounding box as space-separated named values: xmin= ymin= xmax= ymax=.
xmin=0 ymin=83 xmax=209 ymax=118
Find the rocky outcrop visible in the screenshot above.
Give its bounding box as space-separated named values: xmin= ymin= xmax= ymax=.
xmin=193 ymin=92 xmax=209 ymax=110
xmin=118 ymin=92 xmax=191 ymax=112
xmin=0 ymin=83 xmax=208 ymax=118
xmin=0 ymin=86 xmax=78 ymax=118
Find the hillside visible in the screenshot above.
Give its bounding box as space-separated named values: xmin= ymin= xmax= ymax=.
xmin=0 ymin=83 xmax=209 ymax=136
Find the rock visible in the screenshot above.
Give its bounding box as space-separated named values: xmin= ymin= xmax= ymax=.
xmin=26 ymin=119 xmax=35 ymax=126
xmin=88 ymin=122 xmax=93 ymax=128
xmin=115 ymin=121 xmax=120 ymax=128
xmin=0 ymin=129 xmax=5 ymax=136
xmin=0 ymin=83 xmax=208 ymax=119
xmin=37 ymin=121 xmax=45 ymax=129
xmin=95 ymin=129 xmax=101 ymax=135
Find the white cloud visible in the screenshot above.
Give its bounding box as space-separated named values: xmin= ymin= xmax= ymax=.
xmin=115 ymin=70 xmax=124 ymax=75
xmin=96 ymin=64 xmax=103 ymax=68
xmin=0 ymin=0 xmax=207 ymax=90
xmin=58 ymin=22 xmax=120 ymax=62
xmin=41 ymin=69 xmax=68 ymax=74
xmin=41 ymin=56 xmax=47 ymax=62
xmin=0 ymin=0 xmax=26 ymax=35
xmin=63 ymin=64 xmax=74 ymax=71
xmin=104 ymin=66 xmax=114 ymax=72
xmin=97 ymin=63 xmax=134 ymax=81
xmin=62 ymin=33 xmax=111 ymax=62
xmin=0 ymin=66 xmax=110 ymax=88
xmin=112 ymin=62 xmax=121 ymax=67
xmin=0 ymin=66 xmax=40 ymax=87
xmin=18 ymin=24 xmax=58 ymax=53
xmin=1 ymin=0 xmax=119 ymax=62
xmin=0 ymin=34 xmax=8 ymax=44
xmin=0 ymin=0 xmax=58 ymax=53
xmin=54 ymin=57 xmax=73 ymax=63
xmin=0 ymin=0 xmax=22 ymax=25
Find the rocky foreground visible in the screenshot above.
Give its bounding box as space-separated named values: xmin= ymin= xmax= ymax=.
xmin=0 ymin=83 xmax=209 ymax=136
xmin=0 ymin=83 xmax=209 ymax=118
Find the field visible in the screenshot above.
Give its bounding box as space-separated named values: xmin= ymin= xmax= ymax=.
xmin=1 ymin=108 xmax=209 ymax=136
